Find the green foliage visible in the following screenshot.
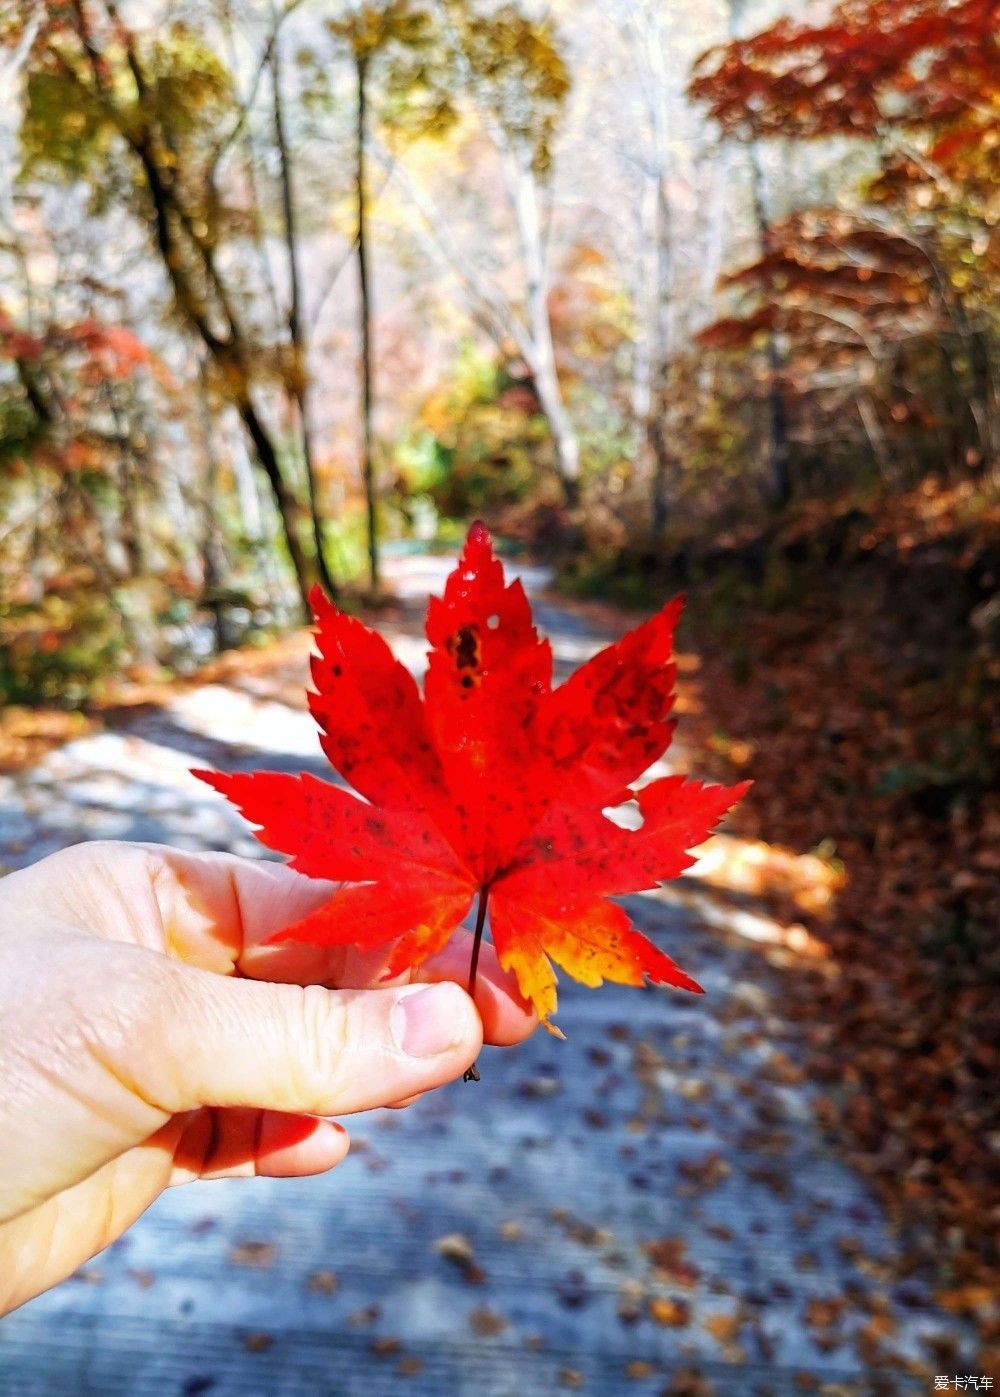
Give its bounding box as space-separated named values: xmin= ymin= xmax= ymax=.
xmin=450 ymin=2 xmax=570 ymax=173
xmin=21 ymin=25 xmax=235 ymax=188
xmin=401 ymin=344 xmax=558 ymax=517
xmin=144 ymin=28 xmax=235 ymax=141
xmin=0 ymin=397 xmax=43 ymax=462
xmin=569 ymin=391 xmax=635 ymax=490
xmin=558 ymin=554 xmax=655 ymax=608
xmin=21 ymin=70 xmax=114 ymax=179
xmin=328 ymin=2 xmax=457 ymax=143
xmin=0 ymin=591 xmax=125 ymax=707
xmin=323 ymin=0 xmax=570 ymax=166
xmin=322 ymin=507 xmax=376 ymax=583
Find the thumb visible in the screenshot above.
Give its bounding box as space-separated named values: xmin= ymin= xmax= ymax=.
xmin=145 ymin=968 xmax=483 ymax=1117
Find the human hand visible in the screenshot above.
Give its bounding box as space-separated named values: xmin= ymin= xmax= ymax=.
xmin=0 ymin=841 xmax=535 ymax=1314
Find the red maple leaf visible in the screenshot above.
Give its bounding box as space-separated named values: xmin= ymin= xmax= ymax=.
xmin=194 ymin=523 xmax=749 ymax=1039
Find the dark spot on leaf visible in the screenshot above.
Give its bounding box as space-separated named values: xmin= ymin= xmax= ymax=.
xmin=449 ymin=624 xmax=481 ymax=673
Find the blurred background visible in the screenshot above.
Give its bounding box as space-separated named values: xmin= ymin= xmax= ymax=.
xmin=0 ymin=0 xmax=997 ymax=1393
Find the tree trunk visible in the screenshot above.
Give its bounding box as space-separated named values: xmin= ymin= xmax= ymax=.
xmin=510 ymin=155 xmax=580 ymax=505
xmin=239 ymin=395 xmax=313 ymax=614
xmin=858 ymin=393 xmax=896 ymax=484
xmin=117 ymin=438 xmax=145 ymax=578
xmin=631 ymin=170 xmax=657 ymax=430
xmin=630 ymin=15 xmax=678 ymax=536
xmin=530 ymin=353 xmax=581 ymax=506
xmin=200 ymin=475 xmax=230 ymax=654
xmin=749 ymin=148 xmax=792 ymax=508
xmin=271 ymin=34 xmax=338 ymax=600
xmin=71 ymin=0 xmax=314 ymax=614
xmin=949 ymin=298 xmax=996 ymax=467
xmin=644 ymin=170 xmax=675 ymax=534
xmin=700 ymin=143 xmax=732 ymax=304
xmin=648 ymin=415 xmax=675 ymax=536
xmin=763 ymin=329 xmax=792 ymax=507
xmin=197 ymin=372 xmax=234 ymax=651
xmin=388 ymin=146 xmax=580 ymax=506
xmin=728 ymin=0 xmax=792 ymax=508
xmin=356 ymin=53 xmax=379 ymax=593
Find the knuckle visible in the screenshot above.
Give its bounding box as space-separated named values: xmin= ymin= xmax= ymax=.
xmin=79 ymin=944 xmax=170 ymax=1045
xmin=57 ymin=839 xmax=154 ymax=880
xmin=287 ymin=983 xmax=352 ymax=1107
xmin=68 ymin=943 xmax=184 ymax=1110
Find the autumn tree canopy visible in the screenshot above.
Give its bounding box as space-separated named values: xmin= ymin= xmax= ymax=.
xmin=1 ymin=0 xmax=997 ymax=690
xmin=691 ymin=0 xmax=1000 ymax=479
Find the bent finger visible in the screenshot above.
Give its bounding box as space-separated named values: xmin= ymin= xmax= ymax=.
xmin=169 ymin=1109 xmax=350 ymax=1182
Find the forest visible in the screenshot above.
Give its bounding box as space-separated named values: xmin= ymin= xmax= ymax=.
xmin=1 ymin=0 xmax=993 ymax=661
xmin=0 ymin=0 xmax=998 ymax=1386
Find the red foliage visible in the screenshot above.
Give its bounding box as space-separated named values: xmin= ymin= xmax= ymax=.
xmin=196 ymin=524 xmax=747 ymax=1028
xmin=690 ymin=0 xmax=999 ymax=436
xmin=0 ymin=308 xmax=150 ymax=380
xmin=683 ymin=482 xmax=1000 ymax=1338
xmin=690 ymin=0 xmax=1000 ymax=163
xmin=695 ymin=210 xmax=940 ymax=361
xmin=62 ymin=320 xmax=151 ymax=382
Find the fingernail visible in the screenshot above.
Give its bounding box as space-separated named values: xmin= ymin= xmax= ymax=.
xmin=392 ymin=984 xmax=464 ymax=1057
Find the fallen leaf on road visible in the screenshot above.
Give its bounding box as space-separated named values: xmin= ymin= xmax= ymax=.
xmin=228 ymin=1241 xmax=276 ymax=1268
xmin=649 ymin=1298 xmax=690 ymax=1327
xmin=804 ymin=1297 xmax=844 ymax=1330
xmin=346 ymin=1305 xmax=381 ymax=1327
xmin=434 ymin=1232 xmax=473 ymax=1263
xmin=433 ymin=1231 xmax=486 ymax=1284
xmin=703 ymin=1313 xmax=741 ymax=1344
xmin=469 ymin=1306 xmax=508 ymax=1337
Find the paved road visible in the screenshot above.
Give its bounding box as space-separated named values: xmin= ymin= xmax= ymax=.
xmin=0 ymin=557 xmax=974 ymax=1395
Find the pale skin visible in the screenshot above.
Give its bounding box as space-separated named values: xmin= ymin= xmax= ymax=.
xmin=0 ymin=841 xmax=536 ymax=1315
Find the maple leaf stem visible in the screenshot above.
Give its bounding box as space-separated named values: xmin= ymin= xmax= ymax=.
xmin=463 ymin=886 xmax=490 ymax=1084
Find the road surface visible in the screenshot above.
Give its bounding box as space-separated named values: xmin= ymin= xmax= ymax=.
xmin=0 ymin=554 xmax=974 ymax=1395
